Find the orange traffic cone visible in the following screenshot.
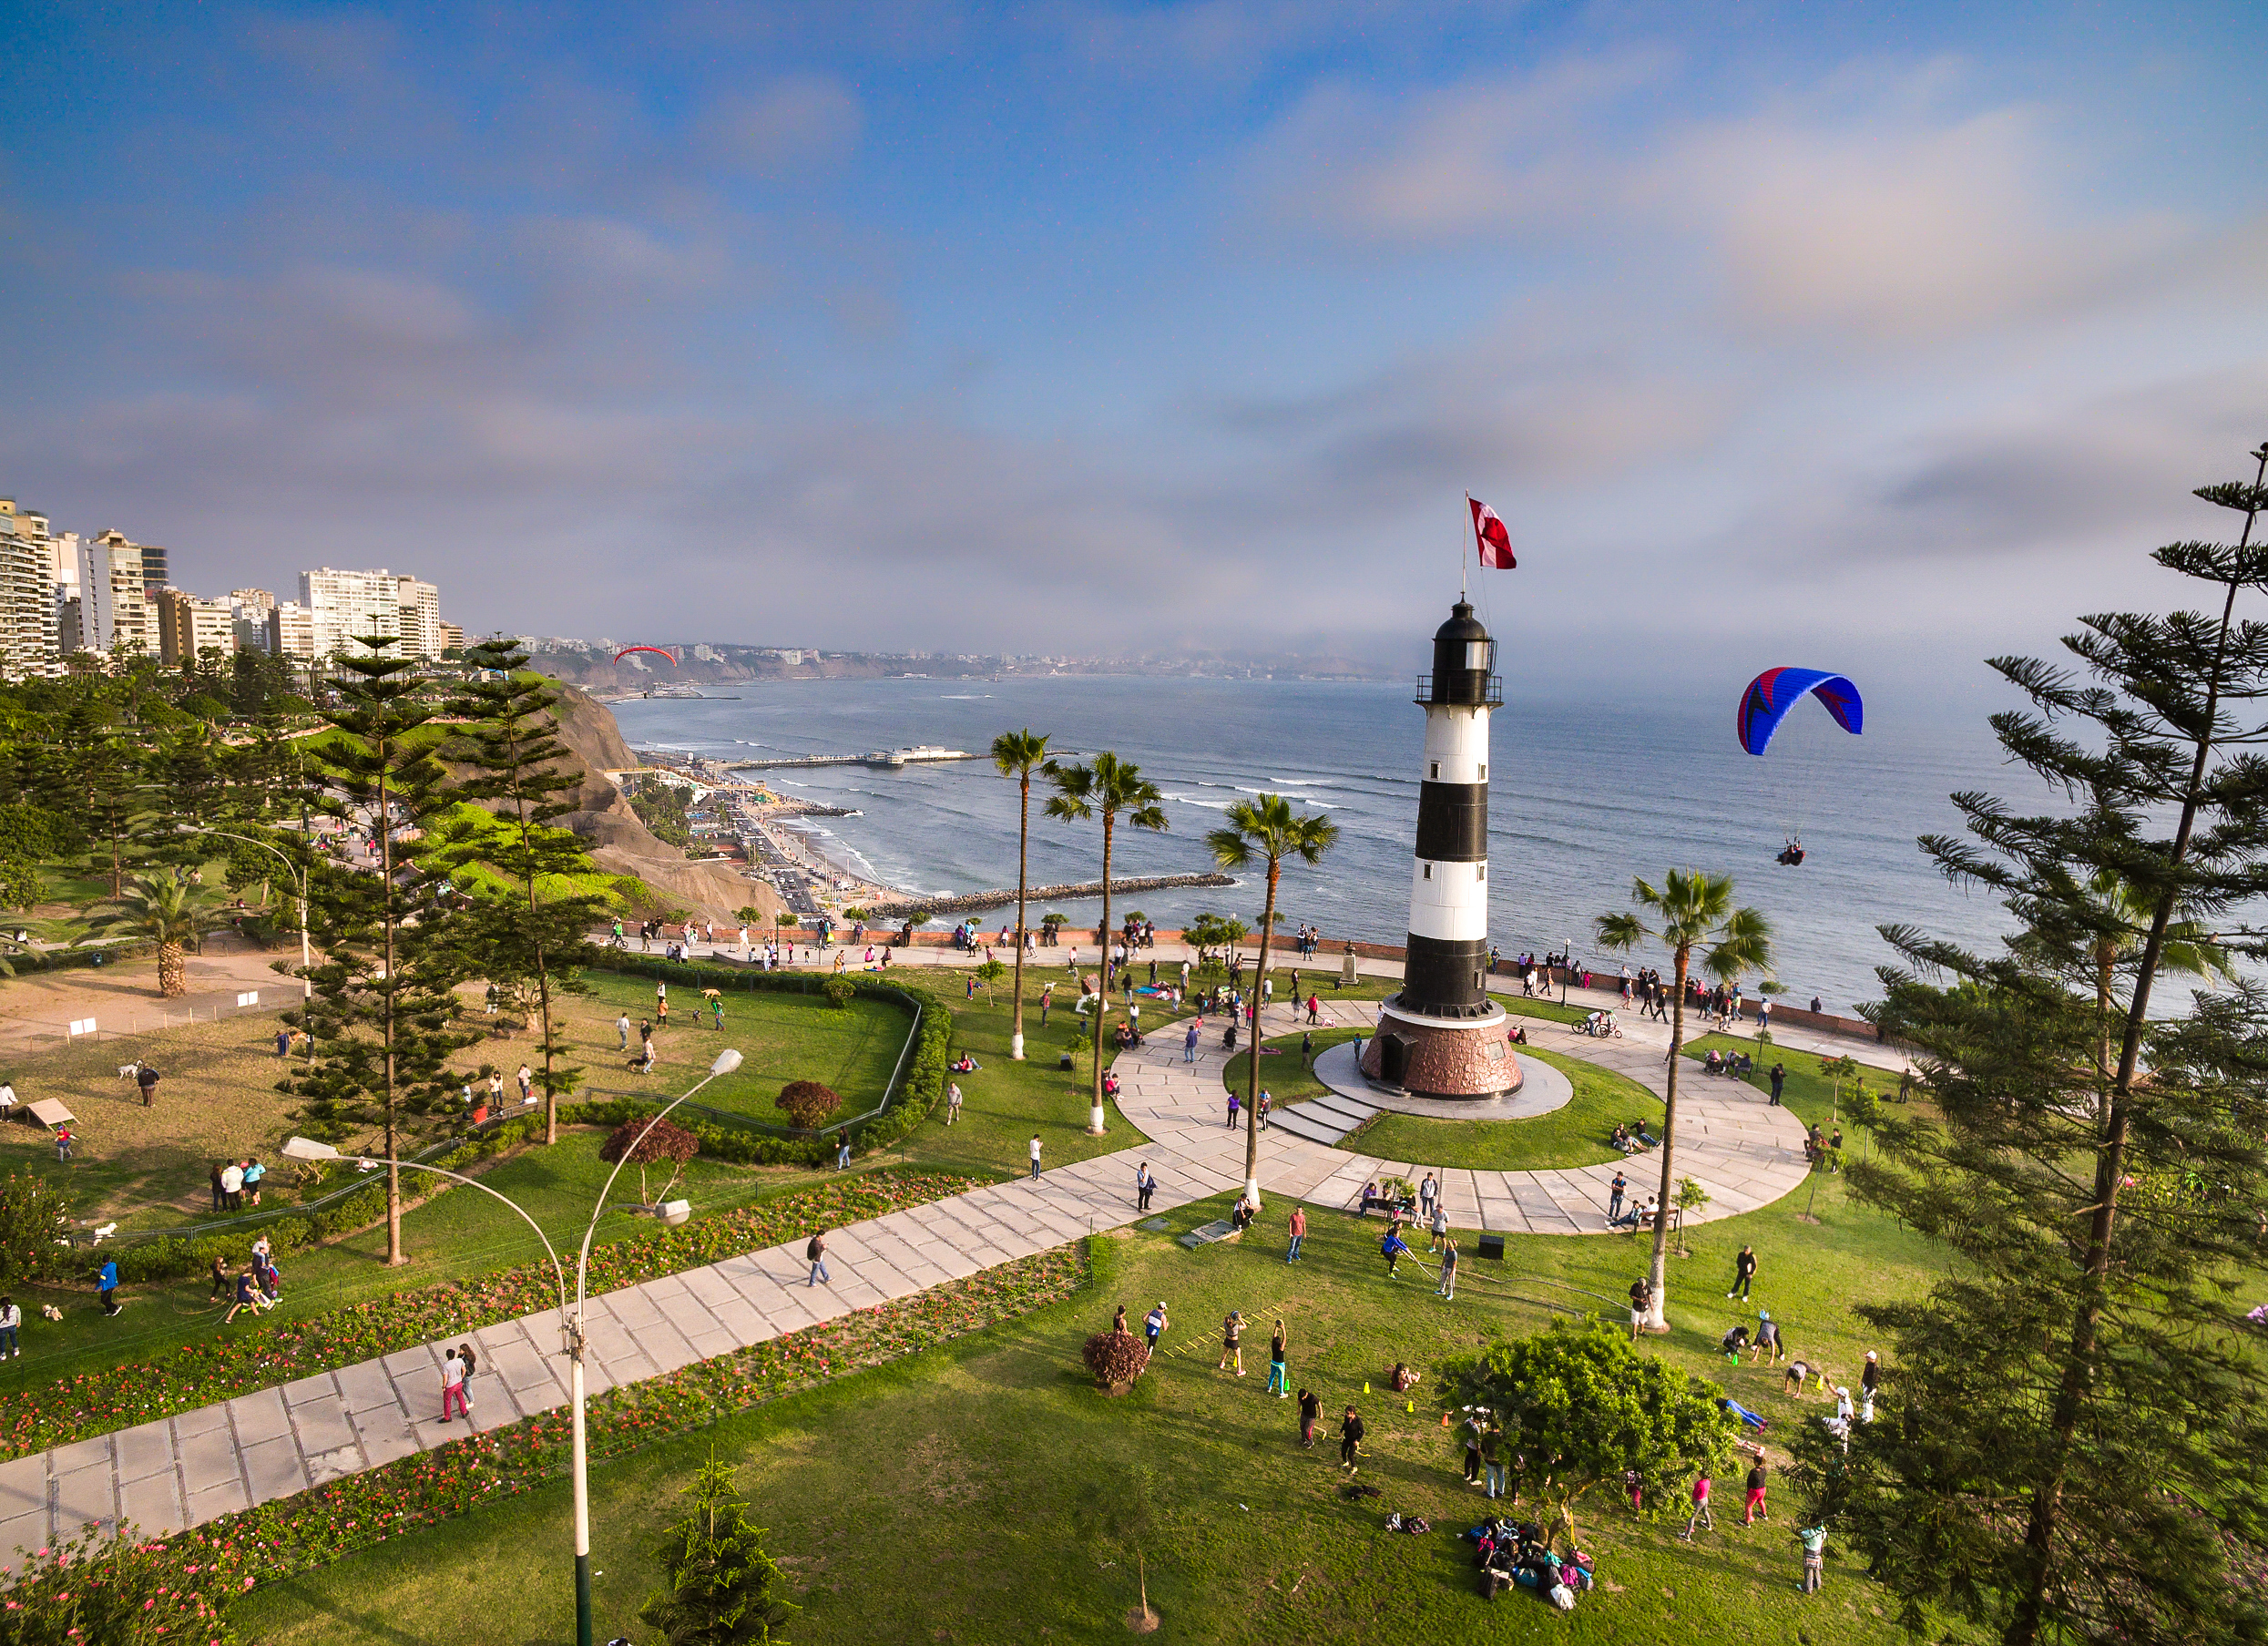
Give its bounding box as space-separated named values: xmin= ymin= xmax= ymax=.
xmin=1441 ymin=1412 xmax=1453 ymax=1427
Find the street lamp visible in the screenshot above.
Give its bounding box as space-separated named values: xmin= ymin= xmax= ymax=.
xmin=281 ymin=1044 xmax=742 ymax=1646
xmin=194 ymin=828 xmax=314 ymax=1056
xmin=1560 ymin=936 xmax=1572 ymax=1007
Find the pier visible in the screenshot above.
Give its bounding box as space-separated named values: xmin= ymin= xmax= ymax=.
xmin=702 ymin=744 xmax=979 ymax=772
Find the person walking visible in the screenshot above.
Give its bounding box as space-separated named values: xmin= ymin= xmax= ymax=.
xmin=1743 ymin=1458 xmax=1770 ymax=1525
xmin=55 ymin=1125 xmax=72 ymax=1164
xmin=1436 ymin=1236 xmax=1459 ymax=1301
xmin=1769 ymin=1062 xmax=1785 ymax=1105
xmin=1629 ymin=1276 xmax=1652 ymax=1342
xmin=1608 ymin=1170 xmax=1627 ymax=1224
xmin=1225 ymin=1089 xmax=1239 ymax=1129
xmin=1461 ymin=1411 xmax=1486 ymax=1484
xmin=1729 ymin=1245 xmax=1758 ymax=1301
xmin=94 ymin=1255 xmax=121 ymax=1316
xmin=440 ymin=1347 xmax=469 ymax=1423
xmin=136 ymin=1062 xmax=160 ymax=1108
xmin=1218 ymin=1310 xmax=1245 ymax=1375
xmin=0 ymin=1295 xmax=19 ymax=1360
xmin=947 ymin=1080 xmax=964 ymax=1124
xmin=1136 ymin=1161 xmax=1156 ymax=1211
xmin=1681 ymin=1471 xmax=1714 ymax=1540
xmin=1257 ymin=1090 xmax=1271 ymax=1130
xmin=1266 ymin=1320 xmax=1289 ymax=1396
xmin=805 ymin=1229 xmax=831 ymax=1287
xmin=1143 ymin=1301 xmax=1168 ymax=1351
xmin=1028 ymin=1134 xmax=1043 ymax=1180
xmin=1481 ymin=1424 xmax=1506 ymax=1498
xmin=516 ymin=1064 xmax=534 ymax=1107
xmin=1297 ymin=1387 xmax=1321 ymax=1448
xmin=1796 ymin=1523 xmax=1828 ymax=1592
xmin=208 ymin=1253 xmax=231 ymax=1302
xmin=1182 ymin=1020 xmax=1199 ymax=1064
xmin=1285 ymin=1203 xmax=1306 ymax=1263
xmin=1338 ymin=1406 xmax=1364 ymax=1474
xmin=835 ymin=1136 xmax=852 ymax=1171
xmin=1860 ymin=1350 xmax=1881 ymax=1421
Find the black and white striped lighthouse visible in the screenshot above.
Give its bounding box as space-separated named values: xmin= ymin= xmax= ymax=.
xmin=1360 ymin=599 xmax=1519 ymax=1099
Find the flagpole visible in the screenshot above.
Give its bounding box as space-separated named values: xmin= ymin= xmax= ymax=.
xmin=1460 ymin=493 xmax=1470 ymax=598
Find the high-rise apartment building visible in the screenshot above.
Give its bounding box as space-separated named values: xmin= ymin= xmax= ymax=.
xmin=0 ymin=497 xmax=63 ymax=680
xmin=396 ymin=574 xmax=441 ymax=658
xmin=267 ymin=601 xmax=317 ymax=659
xmin=298 ymin=567 xmax=446 ymax=659
xmin=78 ymin=529 xmax=156 ymax=656
xmin=157 ymin=588 xmax=238 ymax=666
xmin=230 ymin=587 xmax=276 ymax=615
xmin=140 ymin=542 xmax=169 ymax=594
xmin=438 ymin=620 xmax=464 ymax=653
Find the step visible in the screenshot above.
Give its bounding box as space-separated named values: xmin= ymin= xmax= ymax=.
xmin=1303 ymin=1094 xmax=1379 ymax=1130
xmin=1271 ymin=1109 xmax=1353 ymax=1146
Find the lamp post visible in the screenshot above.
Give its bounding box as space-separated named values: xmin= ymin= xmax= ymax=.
xmin=282 ymin=1045 xmax=741 ymax=1646
xmin=194 ymin=828 xmax=313 ymax=1057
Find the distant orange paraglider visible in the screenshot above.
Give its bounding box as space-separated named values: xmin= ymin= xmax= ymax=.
xmin=613 ymin=646 xmax=679 ymax=666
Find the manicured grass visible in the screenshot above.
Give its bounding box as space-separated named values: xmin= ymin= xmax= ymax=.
xmin=1222 ymin=1025 xmax=1368 ymax=1106
xmin=1340 ymin=1048 xmax=1653 ymax=1171
xmin=567 ymin=971 xmax=912 ymax=1125
xmin=0 ymin=1128 xmax=840 ymax=1396
xmin=233 ymin=1174 xmax=1931 ymax=1646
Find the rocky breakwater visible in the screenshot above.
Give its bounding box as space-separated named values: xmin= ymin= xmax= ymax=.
xmin=860 ymin=873 xmax=1233 ymax=919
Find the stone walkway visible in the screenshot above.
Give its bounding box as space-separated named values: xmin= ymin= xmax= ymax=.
xmin=0 ymin=966 xmax=1819 ymax=1556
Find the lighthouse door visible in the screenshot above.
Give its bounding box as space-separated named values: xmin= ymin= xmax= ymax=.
xmin=1378 ymin=1034 xmax=1408 ymax=1085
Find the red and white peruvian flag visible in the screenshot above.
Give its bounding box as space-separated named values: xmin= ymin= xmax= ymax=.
xmin=1468 ymin=495 xmax=1517 ymax=569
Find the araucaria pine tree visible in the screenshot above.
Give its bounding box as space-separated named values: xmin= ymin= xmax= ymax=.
xmin=639 ymin=1448 xmax=798 ymax=1646
xmin=438 ymin=638 xmax=608 ymax=1145
xmin=284 ymin=636 xmax=477 ymax=1264
xmin=1794 ymin=445 xmax=2268 ymax=1646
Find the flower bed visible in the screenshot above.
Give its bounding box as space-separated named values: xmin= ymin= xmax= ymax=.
xmin=0 ymin=1171 xmax=991 ymax=1464
xmin=0 ymin=1248 xmax=1085 ymax=1641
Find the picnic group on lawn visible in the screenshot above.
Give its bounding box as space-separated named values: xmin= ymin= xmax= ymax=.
xmin=1100 ymin=1185 xmax=1873 ymax=1602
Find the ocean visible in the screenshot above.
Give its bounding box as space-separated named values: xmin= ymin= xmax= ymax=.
xmin=611 ymin=675 xmax=2020 ymax=1016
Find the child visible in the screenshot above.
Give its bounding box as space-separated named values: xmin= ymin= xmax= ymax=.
xmin=1796 ymin=1524 xmax=1828 ymax=1592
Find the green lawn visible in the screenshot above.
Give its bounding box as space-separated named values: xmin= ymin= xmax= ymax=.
xmin=570 ymin=971 xmax=912 ymax=1126
xmin=1223 ymin=1025 xmax=1368 ymax=1106
xmin=234 ymin=1172 xmax=1932 ymax=1646
xmin=1341 ymin=1047 xmax=1654 ymax=1171
xmin=0 ymin=1128 xmax=842 ymax=1396
xmin=1678 ymin=1034 xmax=1900 ymax=1132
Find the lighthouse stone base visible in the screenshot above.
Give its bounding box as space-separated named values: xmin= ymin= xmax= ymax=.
xmin=1358 ymin=997 xmax=1521 ymax=1100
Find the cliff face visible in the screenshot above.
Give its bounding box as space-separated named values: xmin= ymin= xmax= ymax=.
xmin=546 ymin=680 xmax=784 ymax=925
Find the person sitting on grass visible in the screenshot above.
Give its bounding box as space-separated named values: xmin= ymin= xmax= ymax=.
xmin=1389 ymin=1362 xmax=1423 ymax=1393
xmin=1721 ymin=1324 xmax=1752 ymax=1360
xmin=223 ymin=1269 xmax=271 ymax=1324
xmin=952 ymin=1052 xmax=981 ymax=1073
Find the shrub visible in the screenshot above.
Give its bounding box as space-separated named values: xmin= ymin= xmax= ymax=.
xmin=821 ymin=976 xmax=855 ymax=1012
xmin=777 ymin=1080 xmax=841 ymax=1130
xmin=0 ymin=1171 xmax=73 ymax=1287
xmin=0 ymin=802 xmax=78 ymax=862
xmin=1083 ymin=1330 xmax=1150 ymax=1392
xmin=0 ymin=1525 xmax=250 ymax=1644
xmin=639 ymin=1449 xmax=799 ymax=1646
xmin=600 ymin=1115 xmax=700 ymax=1202
xmin=0 ymin=855 xmax=41 ymax=911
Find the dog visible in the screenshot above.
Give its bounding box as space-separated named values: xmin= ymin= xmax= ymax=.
xmin=117 ymin=1063 xmax=141 ymax=1080
xmin=39 ymin=1304 xmax=63 ymax=1323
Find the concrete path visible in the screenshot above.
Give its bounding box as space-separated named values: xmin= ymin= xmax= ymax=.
xmin=0 ymin=974 xmax=1813 ymax=1555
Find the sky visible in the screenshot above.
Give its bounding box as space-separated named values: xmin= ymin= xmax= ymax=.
xmin=3 ymin=1 xmax=2263 ymax=689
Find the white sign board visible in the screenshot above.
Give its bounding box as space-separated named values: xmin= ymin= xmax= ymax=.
xmin=67 ymin=1017 xmax=97 ymax=1037
xmin=237 ymin=991 xmax=260 ymax=1007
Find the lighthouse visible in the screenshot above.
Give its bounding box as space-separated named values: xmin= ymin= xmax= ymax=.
xmin=1359 ymin=599 xmax=1519 ymax=1099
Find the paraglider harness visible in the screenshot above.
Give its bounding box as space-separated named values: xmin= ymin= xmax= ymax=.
xmin=1776 ymin=839 xmax=1806 ymax=866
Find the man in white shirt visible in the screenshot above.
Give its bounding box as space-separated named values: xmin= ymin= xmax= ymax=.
xmin=220 ymin=1160 xmax=244 ymax=1211
xmin=441 ymin=1347 xmax=468 ymax=1422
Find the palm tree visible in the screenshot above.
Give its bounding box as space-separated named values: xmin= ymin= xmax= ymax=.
xmin=990 ymin=729 xmax=1052 ymax=1059
xmin=87 ymin=866 xmax=224 ymax=997
xmin=1596 ymin=868 xmax=1772 ymax=1331
xmin=1209 ymin=795 xmax=1339 ymax=1207
xmin=1045 ymin=752 xmax=1168 ymax=1134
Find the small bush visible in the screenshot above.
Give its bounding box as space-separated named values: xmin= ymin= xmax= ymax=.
xmin=599 ymin=1116 xmax=700 ymax=1169
xmin=822 ymin=976 xmax=855 ymax=1011
xmin=0 ymin=1171 xmax=73 ymax=1287
xmin=777 ymin=1079 xmax=842 ymax=1130
xmin=1084 ymin=1330 xmax=1150 ymax=1391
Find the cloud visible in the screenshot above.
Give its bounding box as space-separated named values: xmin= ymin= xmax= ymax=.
xmin=700 ymin=76 xmax=863 ymax=176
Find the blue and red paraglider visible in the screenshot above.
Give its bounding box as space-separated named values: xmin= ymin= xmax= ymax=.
xmin=1736 ymin=668 xmax=1864 ymax=864
xmin=614 ymin=646 xmax=679 ymax=667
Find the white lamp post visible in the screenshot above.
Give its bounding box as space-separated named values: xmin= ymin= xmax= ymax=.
xmin=281 ymin=1044 xmax=741 ymax=1646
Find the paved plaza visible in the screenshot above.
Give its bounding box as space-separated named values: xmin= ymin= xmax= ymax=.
xmin=0 ymin=946 xmax=1885 ymax=1554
